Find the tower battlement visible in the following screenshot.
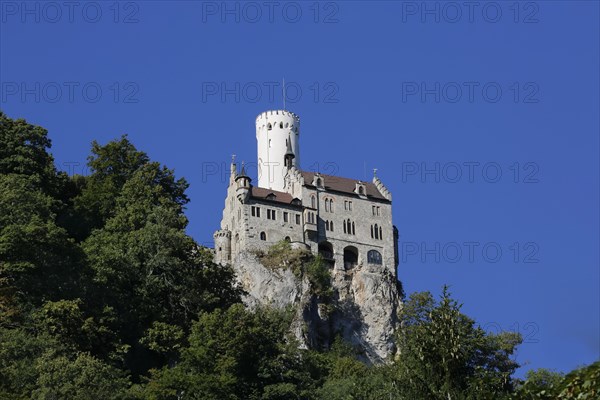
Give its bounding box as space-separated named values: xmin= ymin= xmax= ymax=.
xmin=255 ymin=110 xmax=300 ymax=126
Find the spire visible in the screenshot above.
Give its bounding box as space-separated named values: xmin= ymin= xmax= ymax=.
xmin=238 ymin=161 xmax=248 ymax=178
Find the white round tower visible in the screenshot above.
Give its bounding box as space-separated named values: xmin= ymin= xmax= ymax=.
xmin=256 ymin=110 xmax=300 ymax=191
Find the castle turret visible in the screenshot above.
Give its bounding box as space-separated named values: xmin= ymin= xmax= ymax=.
xmin=256 ymin=110 xmax=300 ymax=191
xmin=213 ymin=229 xmax=232 ymax=265
xmin=235 ymin=162 xmax=251 ymax=203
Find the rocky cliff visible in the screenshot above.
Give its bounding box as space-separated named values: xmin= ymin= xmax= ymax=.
xmin=232 ymin=244 xmax=403 ymax=364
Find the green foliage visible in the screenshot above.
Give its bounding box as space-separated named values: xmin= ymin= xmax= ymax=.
xmin=144 ymin=304 xmax=322 ymax=400
xmin=258 ymin=241 xmax=332 ymax=298
xmin=0 ymin=327 xmax=58 ymax=398
xmin=514 ymin=363 xmax=600 ymax=399
xmin=257 ymin=240 xmax=311 ymax=276
xmin=140 ymin=322 xmax=185 ymax=360
xmin=394 ymin=286 xmax=522 ymax=399
xmin=31 ymin=352 xmax=131 ymax=400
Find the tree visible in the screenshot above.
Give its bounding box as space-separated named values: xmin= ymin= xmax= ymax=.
xmin=72 ymin=136 xmax=188 ymax=238
xmin=145 ymin=305 xmax=321 ymax=400
xmin=32 ymin=352 xmax=131 ymax=400
xmin=514 ymin=362 xmax=599 ymax=399
xmin=394 ymin=287 xmax=522 ymax=399
xmin=0 ymin=111 xmax=66 ymax=199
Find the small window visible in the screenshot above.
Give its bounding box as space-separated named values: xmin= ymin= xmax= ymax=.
xmin=267 ymin=123 xmax=272 ymax=130
xmin=256 ymin=207 xmax=260 ymax=218
xmin=280 ymin=122 xmax=283 ymax=129
xmin=371 ymin=225 xmax=374 ymax=238
xmin=330 ymin=221 xmax=334 ymax=232
xmin=377 ymin=206 xmax=381 ymax=216
xmin=359 ymin=186 xmax=365 ymax=195
xmin=252 ymin=206 xmax=255 ymax=217
xmin=325 ymin=220 xmax=329 ymax=231
xmin=311 ymin=195 xmax=316 ymax=209
xmin=284 ymin=212 xmax=289 ymax=222
xmin=374 ymin=224 xmax=379 ymax=240
xmin=295 ymin=214 xmax=301 ymax=224
xmin=379 ymin=226 xmax=382 ymax=239
xmin=349 ymin=201 xmax=353 ymax=211
xmin=372 ymin=205 xmax=376 ymax=216
xmin=330 ymin=199 xmax=334 ymax=213
xmin=285 ymin=236 xmax=291 ymax=242
xmin=316 ymin=178 xmax=322 ymax=187
xmin=324 ymin=199 xmax=329 ymax=212
xmin=352 ymin=221 xmax=356 ymax=235
xmin=260 ymin=232 xmax=266 ymax=241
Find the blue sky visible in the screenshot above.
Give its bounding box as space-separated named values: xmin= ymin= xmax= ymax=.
xmin=1 ymin=1 xmax=598 ymax=377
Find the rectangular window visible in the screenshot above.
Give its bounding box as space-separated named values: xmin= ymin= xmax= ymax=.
xmin=257 ymin=207 xmax=260 ymax=218
xmin=344 ymin=201 xmax=348 ymax=210
xmin=251 ymin=206 xmax=256 ymax=217
xmin=349 ymin=201 xmax=353 ymax=211
xmin=296 ymin=214 xmax=301 ymax=224
xmin=284 ymin=212 xmax=288 ymax=222
xmin=372 ymin=205 xmax=376 ymax=215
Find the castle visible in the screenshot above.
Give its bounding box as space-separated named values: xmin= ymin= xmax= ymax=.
xmin=214 ymin=110 xmax=399 ymax=278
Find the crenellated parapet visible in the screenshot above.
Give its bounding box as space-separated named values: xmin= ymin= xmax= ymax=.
xmin=373 ymin=175 xmax=392 ymax=201
xmin=213 ymin=229 xmax=232 ymax=239
xmin=255 ymin=110 xmax=300 ymax=127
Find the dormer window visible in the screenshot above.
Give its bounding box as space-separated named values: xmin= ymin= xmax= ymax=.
xmin=312 ymin=174 xmax=324 ymax=188
xmin=355 ymin=182 xmax=367 ymax=196
xmin=266 ymin=193 xmax=276 ymax=201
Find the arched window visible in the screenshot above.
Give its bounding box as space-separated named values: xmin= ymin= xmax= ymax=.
xmin=367 ymin=250 xmax=382 ymax=265
xmin=267 ymin=123 xmax=272 ymax=130
xmin=330 ymin=221 xmax=334 ymax=232
xmin=352 ymin=221 xmax=356 ymax=235
xmin=324 ymin=199 xmax=329 ymax=212
xmin=316 ymin=178 xmax=322 ymax=187
xmin=280 ymin=122 xmax=283 ymax=129
xmin=284 ymin=236 xmax=291 ymax=242
xmin=371 ymin=225 xmax=374 ymax=238
xmin=358 ymin=186 xmax=365 ymax=195
xmin=374 ymin=224 xmax=379 ymax=240
xmin=311 ymin=195 xmax=316 ymax=209
xmin=379 ymin=226 xmax=382 ymax=239
xmin=260 ymin=232 xmax=266 ymax=241
xmin=329 ymin=199 xmax=334 ymax=213
xmin=343 ymin=220 xmax=347 ymax=233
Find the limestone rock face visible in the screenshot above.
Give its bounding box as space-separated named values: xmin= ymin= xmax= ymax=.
xmin=232 ymin=251 xmax=402 ymax=364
